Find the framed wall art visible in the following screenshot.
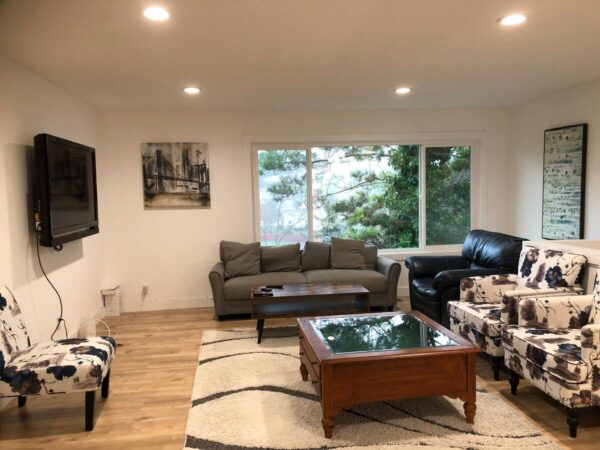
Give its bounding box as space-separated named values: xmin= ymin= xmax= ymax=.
xmin=542 ymin=124 xmax=587 ymax=240
xmin=141 ymin=142 xmax=210 ymax=208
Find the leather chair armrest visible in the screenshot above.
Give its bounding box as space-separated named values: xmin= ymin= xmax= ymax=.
xmin=209 ymin=262 xmax=227 ymax=318
xmin=404 ymin=255 xmax=469 ymax=279
xmin=432 ymin=268 xmax=512 ymax=292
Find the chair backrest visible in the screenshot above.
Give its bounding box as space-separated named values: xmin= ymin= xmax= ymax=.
xmin=462 ymin=229 xmax=527 ymax=270
xmin=516 ymin=246 xmax=587 ymax=289
xmin=0 ymin=286 xmax=30 ymax=370
xmin=588 ymin=275 xmax=600 ymax=324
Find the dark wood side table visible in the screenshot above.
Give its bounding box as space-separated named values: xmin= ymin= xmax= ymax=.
xmin=250 ymin=283 xmax=370 ymax=343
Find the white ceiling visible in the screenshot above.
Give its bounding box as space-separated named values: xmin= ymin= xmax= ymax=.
xmin=1 ymin=0 xmax=600 ymax=110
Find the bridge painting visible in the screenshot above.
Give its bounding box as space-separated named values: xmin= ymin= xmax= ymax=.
xmin=142 ymin=142 xmax=210 ymax=208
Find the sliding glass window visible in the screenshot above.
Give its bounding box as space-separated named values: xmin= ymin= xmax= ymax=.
xmin=255 ymin=143 xmax=473 ymax=250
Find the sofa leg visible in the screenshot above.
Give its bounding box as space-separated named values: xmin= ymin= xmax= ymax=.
xmin=18 ymin=396 xmax=27 ymax=407
xmin=508 ymin=369 xmax=520 ymax=395
xmin=567 ymin=408 xmax=580 ymax=438
xmin=492 ymin=357 xmax=502 ymax=381
xmin=101 ymin=370 xmax=110 ymax=399
xmin=85 ymin=391 xmax=95 ymax=431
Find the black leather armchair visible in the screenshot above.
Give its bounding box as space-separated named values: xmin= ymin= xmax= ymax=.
xmin=405 ymin=230 xmax=527 ymax=327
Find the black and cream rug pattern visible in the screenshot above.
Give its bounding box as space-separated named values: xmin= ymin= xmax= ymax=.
xmin=184 ymin=328 xmax=560 ymax=450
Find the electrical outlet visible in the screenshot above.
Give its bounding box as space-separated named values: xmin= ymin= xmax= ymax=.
xmin=142 ymin=285 xmax=149 ymax=296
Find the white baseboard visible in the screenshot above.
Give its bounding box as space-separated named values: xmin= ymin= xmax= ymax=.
xmin=120 ymin=296 xmax=212 ymax=313
xmin=121 ymin=289 xmax=408 ymax=314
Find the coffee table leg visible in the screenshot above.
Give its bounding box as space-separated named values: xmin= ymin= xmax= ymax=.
xmin=463 ymin=353 xmax=477 ymax=424
xmin=322 ymin=416 xmax=334 ymax=439
xmin=321 ymin=365 xmax=336 ymax=438
xmin=257 ymin=319 xmax=265 ymax=344
xmin=300 ymin=362 xmax=308 ymax=381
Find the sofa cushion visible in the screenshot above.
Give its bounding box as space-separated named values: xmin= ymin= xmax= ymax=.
xmin=301 ymin=241 xmax=330 ymax=271
xmin=412 ymin=278 xmax=438 ymax=299
xmin=224 ymin=272 xmax=307 ymax=301
xmin=447 ymin=301 xmax=503 ymax=338
xmin=330 ymin=237 xmax=365 ymax=270
xmin=304 ymin=269 xmax=386 ymax=294
xmin=364 ymin=245 xmax=377 ymax=270
xmin=261 ymin=244 xmax=301 ymax=273
xmin=502 ymin=326 xmax=589 ymax=384
xmin=220 ymin=241 xmax=261 ymax=278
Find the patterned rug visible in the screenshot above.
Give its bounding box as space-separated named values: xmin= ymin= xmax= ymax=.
xmin=184 ymin=328 xmax=561 ymax=450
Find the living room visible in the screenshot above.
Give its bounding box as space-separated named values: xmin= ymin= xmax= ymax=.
xmin=1 ymin=1 xmax=600 ymax=449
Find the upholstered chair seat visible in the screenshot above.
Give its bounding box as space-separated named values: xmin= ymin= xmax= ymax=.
xmin=447 ymin=246 xmax=587 ymax=380
xmin=502 ymin=277 xmax=600 ymax=438
xmin=0 ymin=286 xmax=115 ymax=431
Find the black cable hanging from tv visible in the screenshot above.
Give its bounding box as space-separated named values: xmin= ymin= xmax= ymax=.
xmin=36 ymin=224 xmax=68 ymax=340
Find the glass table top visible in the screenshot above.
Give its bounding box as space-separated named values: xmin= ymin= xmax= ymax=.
xmin=309 ymin=314 xmax=459 ymax=355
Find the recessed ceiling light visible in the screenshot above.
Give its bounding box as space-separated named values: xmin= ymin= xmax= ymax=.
xmin=143 ymin=6 xmax=170 ymax=21
xmin=395 ymin=87 xmax=411 ymax=95
xmin=183 ymin=87 xmax=201 ymax=95
xmin=499 ymin=14 xmax=527 ymax=26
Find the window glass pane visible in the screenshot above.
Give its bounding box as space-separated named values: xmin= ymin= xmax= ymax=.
xmin=425 ymin=146 xmax=471 ymax=245
xmin=311 ymin=145 xmax=419 ymax=248
xmin=257 ymin=150 xmax=308 ymax=245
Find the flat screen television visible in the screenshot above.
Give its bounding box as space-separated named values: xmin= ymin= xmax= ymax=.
xmin=34 ymin=133 xmax=99 ymax=248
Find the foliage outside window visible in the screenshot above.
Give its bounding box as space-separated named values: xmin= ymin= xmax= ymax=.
xmin=257 ymin=144 xmax=471 ymax=249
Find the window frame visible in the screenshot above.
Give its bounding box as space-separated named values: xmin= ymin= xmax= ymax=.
xmin=251 ymin=135 xmax=484 ymax=253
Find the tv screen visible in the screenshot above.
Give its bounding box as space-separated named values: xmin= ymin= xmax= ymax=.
xmin=34 ymin=134 xmax=99 ymax=247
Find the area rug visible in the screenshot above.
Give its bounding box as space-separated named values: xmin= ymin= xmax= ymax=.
xmin=184 ymin=328 xmax=561 ymax=450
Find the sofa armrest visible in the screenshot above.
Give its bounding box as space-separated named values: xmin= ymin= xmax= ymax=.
xmin=581 ymin=323 xmax=600 ymax=363
xmin=434 ymin=270 xmax=514 ymax=296
xmin=377 ymin=256 xmax=401 ymax=307
xmin=502 ymin=286 xmax=584 ymax=325
xmin=209 ymin=262 xmax=227 ymax=317
xmin=404 ymin=255 xmax=468 ymax=279
xmin=516 ymin=292 xmax=592 ymax=329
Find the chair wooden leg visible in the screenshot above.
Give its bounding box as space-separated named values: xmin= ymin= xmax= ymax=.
xmin=85 ymin=391 xmax=95 ymax=431
xmin=567 ymin=407 xmax=580 ymax=438
xmin=508 ymin=369 xmax=520 ymax=395
xmin=18 ymin=396 xmax=27 ymax=408
xmin=101 ymin=370 xmax=110 ymax=399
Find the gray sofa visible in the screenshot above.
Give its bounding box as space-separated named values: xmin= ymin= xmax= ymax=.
xmin=209 ymin=242 xmax=401 ymax=319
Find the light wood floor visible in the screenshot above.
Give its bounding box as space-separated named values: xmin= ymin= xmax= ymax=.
xmin=1 ymin=302 xmax=599 ymax=449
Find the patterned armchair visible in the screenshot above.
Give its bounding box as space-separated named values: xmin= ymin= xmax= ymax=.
xmin=502 ymin=275 xmax=600 ymax=438
xmin=0 ymin=286 xmax=116 ymax=431
xmin=447 ymin=246 xmax=587 ymax=380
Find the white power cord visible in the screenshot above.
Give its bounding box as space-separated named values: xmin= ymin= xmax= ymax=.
xmin=78 ymin=317 xmax=119 ymax=341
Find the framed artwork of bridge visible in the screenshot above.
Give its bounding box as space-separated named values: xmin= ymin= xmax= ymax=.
xmin=141 ymin=142 xmax=210 ymax=208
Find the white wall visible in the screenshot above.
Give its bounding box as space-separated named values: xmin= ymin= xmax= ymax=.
xmin=509 ymin=79 xmax=600 ymax=239
xmin=0 ymin=56 xmax=104 ymax=343
xmin=98 ymin=108 xmax=512 ymax=310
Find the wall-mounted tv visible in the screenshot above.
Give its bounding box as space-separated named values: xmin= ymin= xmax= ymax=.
xmin=34 ymin=134 xmax=99 ymax=248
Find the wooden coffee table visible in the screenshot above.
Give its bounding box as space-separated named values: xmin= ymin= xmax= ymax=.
xmin=297 ymin=311 xmax=478 ymax=438
xmin=250 ymin=283 xmax=370 ymax=343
